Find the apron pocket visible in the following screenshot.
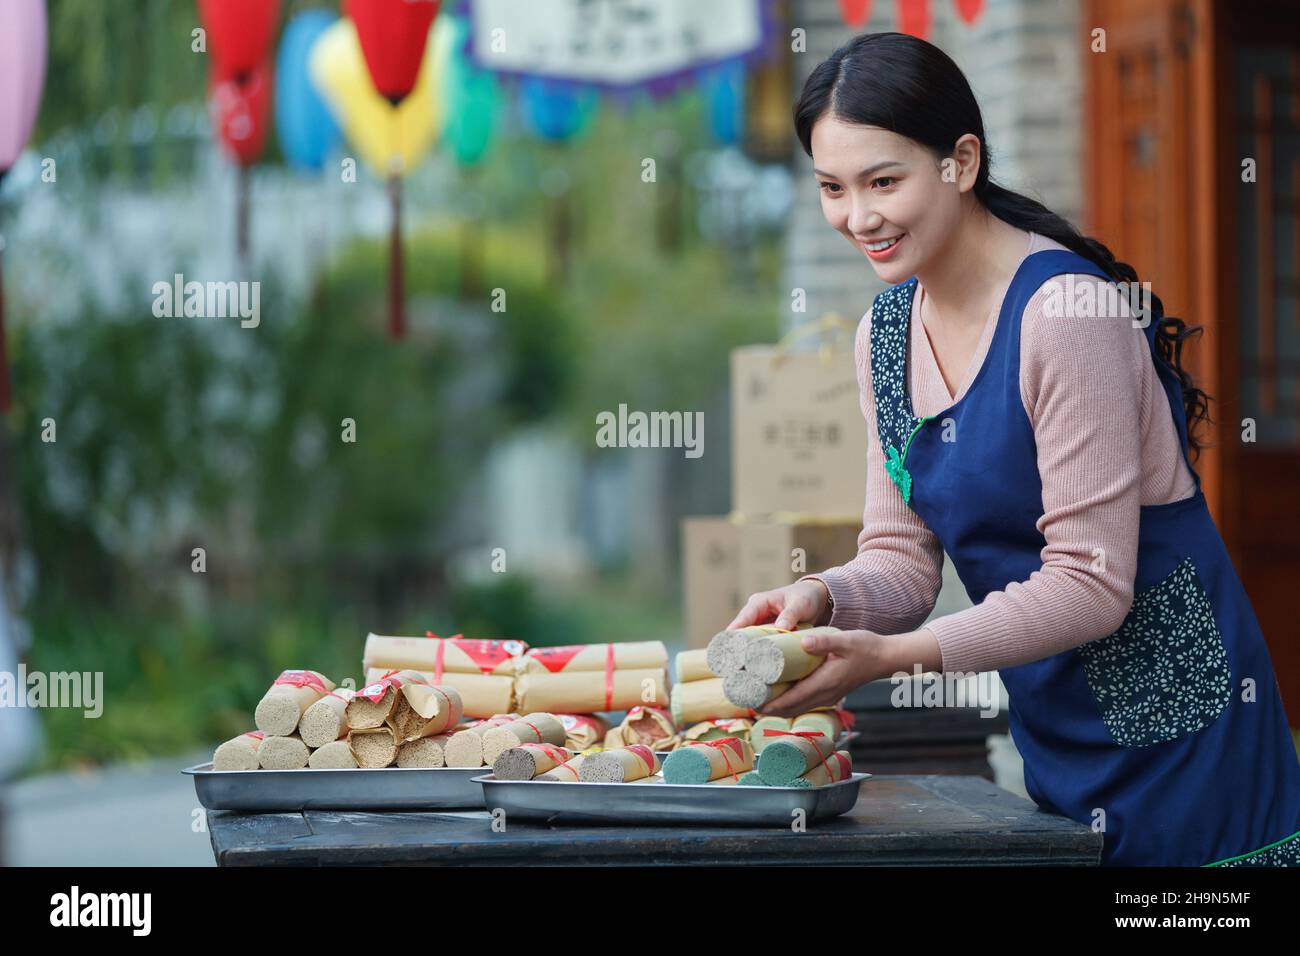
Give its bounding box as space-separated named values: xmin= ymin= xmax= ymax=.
xmin=1076 ymin=555 xmax=1232 ymax=748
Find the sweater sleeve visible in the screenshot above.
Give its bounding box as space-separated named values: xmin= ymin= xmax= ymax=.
xmin=920 ymin=275 xmax=1145 ymax=673
xmin=798 ymin=306 xmax=945 ymax=634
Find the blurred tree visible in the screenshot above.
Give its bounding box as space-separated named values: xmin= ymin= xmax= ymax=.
xmin=7 ymin=226 xmax=573 ymax=617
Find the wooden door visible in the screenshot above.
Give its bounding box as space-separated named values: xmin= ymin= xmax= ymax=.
xmin=1085 ymin=0 xmax=1300 ymax=724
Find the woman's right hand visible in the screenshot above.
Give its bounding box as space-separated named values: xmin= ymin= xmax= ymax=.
xmin=727 ymin=578 xmax=832 ymax=632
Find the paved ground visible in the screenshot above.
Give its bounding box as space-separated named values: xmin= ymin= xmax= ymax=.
xmin=1 ymin=749 xmax=216 ymax=866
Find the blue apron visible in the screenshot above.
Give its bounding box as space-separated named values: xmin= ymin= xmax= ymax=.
xmin=867 ymin=248 xmax=1300 ymax=866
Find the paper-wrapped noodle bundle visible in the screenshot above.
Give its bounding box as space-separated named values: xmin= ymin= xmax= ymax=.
xmin=492 ymin=743 xmax=573 ymax=780
xmin=481 ymin=713 xmax=567 ymax=766
xmin=755 ymin=730 xmax=837 ymax=786
xmin=516 ymin=641 xmax=668 ymax=675
xmin=578 ymin=745 xmax=661 ymax=783
xmin=258 ymin=733 xmax=310 ymax=770
xmin=254 ymin=670 xmax=335 ymax=736
xmin=605 ymin=705 xmax=677 ymax=751
xmin=299 ymin=688 xmax=356 ymax=747
xmin=661 ymin=737 xmax=754 ymax=784
xmin=213 ymin=731 xmax=264 ymax=771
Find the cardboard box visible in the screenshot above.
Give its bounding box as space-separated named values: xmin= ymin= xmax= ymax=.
xmin=730 ymin=343 xmax=867 ymax=517
xmin=682 ymin=516 xmax=742 ymax=650
xmin=736 ymin=517 xmax=863 ymax=601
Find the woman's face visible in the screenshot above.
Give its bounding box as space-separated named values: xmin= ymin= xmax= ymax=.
xmin=810 ymin=116 xmax=971 ymax=285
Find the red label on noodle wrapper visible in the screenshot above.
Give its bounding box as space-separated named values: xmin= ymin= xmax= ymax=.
xmin=455 ymin=639 xmax=527 ymax=672
xmin=356 ymin=676 xmax=403 ymax=702
xmin=526 ymin=645 xmax=586 ymax=673
xmin=691 ymin=736 xmax=744 ymax=759
xmin=625 ymin=744 xmax=655 ymax=773
xmin=522 ymin=743 xmax=570 ymax=764
xmin=559 ymin=714 xmax=602 ymax=733
xmin=272 ymin=670 xmax=328 ymax=693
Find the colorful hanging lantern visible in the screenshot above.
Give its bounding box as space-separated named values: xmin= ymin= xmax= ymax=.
xmin=702 ymin=60 xmax=747 ymax=147
xmin=344 ymin=0 xmax=442 ymax=104
xmin=520 ymin=77 xmax=598 ymax=144
xmin=309 ymin=16 xmax=448 ymax=178
xmin=896 ymin=0 xmax=931 ymax=38
xmin=440 ymin=14 xmax=500 ymax=167
xmin=836 ymin=0 xmax=985 ymax=34
xmin=0 ymin=0 xmax=46 ymax=176
xmin=197 ymin=0 xmax=281 ymax=81
xmin=954 ymin=0 xmax=985 ymax=24
xmin=310 ymin=13 xmax=454 ymax=339
xmin=275 ymin=10 xmax=342 ymax=172
xmin=837 ymin=0 xmax=872 ymax=28
xmin=211 ymin=61 xmax=272 ymax=167
xmin=0 ymin=0 xmax=47 ymax=414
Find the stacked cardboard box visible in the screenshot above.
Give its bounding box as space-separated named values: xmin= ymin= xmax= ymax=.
xmin=681 ymin=323 xmax=867 ymax=648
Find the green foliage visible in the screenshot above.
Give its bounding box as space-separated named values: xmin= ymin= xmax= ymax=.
xmin=40 ymin=0 xmax=214 ymax=181
xmin=536 ymin=95 xmax=783 ymax=434
xmin=559 ymin=236 xmax=781 ymax=444
xmin=8 ymin=225 xmax=573 ymax=609
xmin=429 ymin=574 xmax=676 ymax=650
xmin=24 ymin=595 xmax=366 ymax=770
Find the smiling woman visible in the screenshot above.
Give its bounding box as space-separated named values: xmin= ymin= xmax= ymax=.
xmin=721 ymin=30 xmax=1300 ymax=869
xmin=796 ymin=34 xmax=1207 ymax=437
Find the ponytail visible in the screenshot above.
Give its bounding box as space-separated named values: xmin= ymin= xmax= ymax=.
xmin=978 ymin=182 xmax=1212 ymax=459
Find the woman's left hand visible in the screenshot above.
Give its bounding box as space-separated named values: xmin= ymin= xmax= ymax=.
xmin=761 ymin=627 xmax=890 ymax=717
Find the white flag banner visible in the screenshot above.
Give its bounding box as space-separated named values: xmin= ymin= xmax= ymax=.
xmin=468 ymin=0 xmax=766 ymax=87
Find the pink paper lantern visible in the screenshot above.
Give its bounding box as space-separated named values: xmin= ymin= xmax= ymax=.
xmin=0 ymin=0 xmax=48 ymax=175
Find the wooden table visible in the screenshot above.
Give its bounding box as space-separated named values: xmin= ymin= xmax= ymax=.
xmin=205 ymin=774 xmax=1101 ymax=866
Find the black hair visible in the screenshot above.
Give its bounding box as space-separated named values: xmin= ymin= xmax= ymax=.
xmin=793 ymin=32 xmax=1211 ymax=459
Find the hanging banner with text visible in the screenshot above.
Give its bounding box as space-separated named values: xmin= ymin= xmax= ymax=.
xmin=465 ymin=0 xmax=767 ymax=88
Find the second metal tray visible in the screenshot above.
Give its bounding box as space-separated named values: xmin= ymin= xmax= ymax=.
xmin=183 ymin=762 xmax=488 ymax=811
xmin=654 ymin=730 xmax=859 ymax=762
xmin=474 ymin=772 xmax=870 ymax=826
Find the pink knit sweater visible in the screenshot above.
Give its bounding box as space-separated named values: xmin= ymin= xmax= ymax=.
xmin=803 ymin=231 xmax=1198 ymax=674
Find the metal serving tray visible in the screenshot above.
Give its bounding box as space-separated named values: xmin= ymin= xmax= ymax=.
xmin=654 ymin=730 xmax=859 ymax=762
xmin=474 ymin=772 xmax=870 ymax=827
xmin=183 ymin=762 xmax=488 ymax=811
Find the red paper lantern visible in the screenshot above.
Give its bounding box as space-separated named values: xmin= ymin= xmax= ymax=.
xmin=896 ymin=0 xmax=931 ymax=39
xmin=211 ymin=60 xmax=271 ymax=166
xmin=197 ymin=0 xmax=281 ymax=81
xmin=837 ymin=0 xmax=983 ymax=34
xmin=838 ymin=0 xmax=872 ymax=28
xmin=954 ymin=0 xmax=984 ymax=25
xmin=344 ymin=0 xmax=441 ymax=104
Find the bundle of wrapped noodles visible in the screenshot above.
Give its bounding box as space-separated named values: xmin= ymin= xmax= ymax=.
xmin=513 ymin=642 xmax=668 ymax=713
xmin=362 ymin=632 xmax=527 ymax=718
xmin=707 ymin=625 xmax=828 ymax=709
